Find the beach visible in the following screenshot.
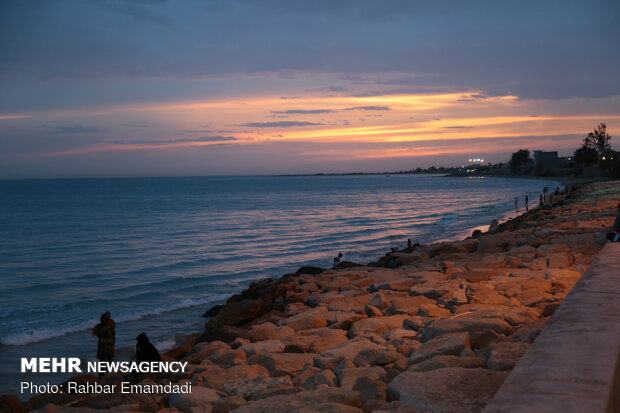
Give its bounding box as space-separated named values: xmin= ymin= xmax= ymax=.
xmin=4 ymin=179 xmax=617 ymax=413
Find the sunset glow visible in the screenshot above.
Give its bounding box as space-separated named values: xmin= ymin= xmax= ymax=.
xmin=1 ymin=1 xmax=619 ymax=177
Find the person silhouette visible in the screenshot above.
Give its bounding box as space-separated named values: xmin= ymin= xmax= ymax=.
xmin=93 ymin=312 xmax=115 ymax=363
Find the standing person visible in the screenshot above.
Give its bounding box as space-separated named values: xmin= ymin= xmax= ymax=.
xmin=525 ymin=195 xmax=529 ymax=211
xmin=514 ymin=197 xmax=518 ymax=212
xmin=407 ymin=238 xmax=412 ymax=249
xmin=93 ymin=312 xmax=115 ymax=376
xmin=539 ymin=194 xmax=543 ymax=206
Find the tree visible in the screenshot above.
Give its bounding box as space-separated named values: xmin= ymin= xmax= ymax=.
xmin=573 ymin=145 xmax=599 ymax=165
xmin=583 ymin=123 xmax=612 ymax=160
xmin=509 ymin=149 xmax=532 ymax=173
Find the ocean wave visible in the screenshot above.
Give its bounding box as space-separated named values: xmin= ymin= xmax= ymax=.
xmin=0 ymin=294 xmax=228 ymax=346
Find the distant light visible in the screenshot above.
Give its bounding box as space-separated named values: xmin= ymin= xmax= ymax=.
xmin=602 ymin=156 xmax=606 ymax=160
xmin=468 ymin=158 xmax=473 ymax=162
xmin=481 ymin=159 xmax=484 ymax=162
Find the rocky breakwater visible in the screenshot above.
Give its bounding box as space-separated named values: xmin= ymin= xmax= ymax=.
xmin=7 ymin=181 xmax=619 ymax=413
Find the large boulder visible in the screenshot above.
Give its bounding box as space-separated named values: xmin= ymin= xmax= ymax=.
xmin=388 ymin=367 xmax=508 ymax=412
xmin=409 ymin=332 xmax=471 ymax=365
xmin=348 ymin=315 xmax=409 ymax=338
xmin=408 ymin=355 xmax=484 ymax=372
xmin=278 ymin=307 xmax=328 ymax=331
xmin=248 ymin=353 xmax=315 ymax=376
xmin=419 ymin=315 xmax=514 ymax=342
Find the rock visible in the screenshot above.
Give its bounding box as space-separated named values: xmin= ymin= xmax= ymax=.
xmin=299 ymin=369 xmax=338 ymax=390
xmin=369 ymin=279 xmax=415 ymax=292
xmin=409 ymin=332 xmax=471 ymax=365
xmin=416 ymin=303 xmax=451 ymax=318
xmin=381 ymin=328 xmax=417 ymax=341
xmin=348 ymin=315 xmax=409 ymax=338
xmin=223 ymin=375 xmax=294 ymax=400
xmin=229 ymin=389 xmax=364 ymax=413
xmin=419 ymin=315 xmax=514 ymax=342
xmin=546 ymin=251 xmax=573 ymax=268
xmin=184 ymin=341 xmax=231 ymax=363
xmin=385 ymin=296 xmax=435 ymax=316
xmin=545 ymin=268 xmax=582 ymax=291
xmin=337 ymin=366 xmax=387 ymax=390
xmin=369 ymin=292 xmax=390 ymax=310
xmin=465 ymin=284 xmax=510 ymax=305
xmin=352 ymin=376 xmax=389 ymax=404
xmin=202 ymin=364 xmax=270 ymax=391
xmin=206 ymin=299 xmax=274 ymax=329
xmin=278 ymin=307 xmax=328 ymax=331
xmin=481 ymin=341 xmax=530 ymax=371
xmin=452 ymin=270 xmax=499 ymax=283
xmin=510 ymin=317 xmax=549 ymax=343
xmin=248 ymin=353 xmax=315 ymax=376
xmin=407 ymin=355 xmax=484 ymax=372
xmin=0 ymin=395 xmax=24 ymax=413
xmin=325 ymin=311 xmax=367 ymax=330
xmin=321 ymin=337 xmax=385 ymax=362
xmin=402 ymin=316 xmax=433 ymax=331
xmin=212 ymin=395 xmax=246 ymax=413
xmin=437 ymin=289 xmax=468 ymax=310
xmin=388 ymin=368 xmax=508 ymax=412
xmin=240 ymin=339 xmax=284 ymax=357
xmin=282 ymin=334 xmax=317 ymax=353
xmin=409 ymin=279 xmax=459 ymax=299
xmin=247 ymin=322 xmax=295 ymax=341
xmin=203 ymin=304 xmax=224 ymax=318
xmin=84 ymin=393 xmax=160 ymax=412
xmin=207 ymin=349 xmax=247 ymax=367
xmin=364 ymin=305 xmax=383 ymax=317
xmin=390 ymin=338 xmax=421 ymax=357
xmin=231 ymin=337 xmax=250 ymax=349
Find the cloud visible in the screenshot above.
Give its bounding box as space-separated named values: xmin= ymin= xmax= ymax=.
xmin=344 ymin=106 xmax=391 ymax=111
xmin=41 ymin=124 xmax=108 ymax=134
xmin=240 ymin=121 xmax=323 ymax=127
xmin=271 ymin=109 xmax=335 ymax=114
xmin=113 ymin=136 xmax=238 ymax=145
xmin=443 ymin=126 xmax=473 ymax=129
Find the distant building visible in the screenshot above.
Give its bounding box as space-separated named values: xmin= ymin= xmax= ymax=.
xmin=533 ymin=150 xmax=559 ymax=169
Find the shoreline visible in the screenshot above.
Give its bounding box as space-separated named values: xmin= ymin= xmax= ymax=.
xmin=7 ymin=180 xmax=620 ymax=413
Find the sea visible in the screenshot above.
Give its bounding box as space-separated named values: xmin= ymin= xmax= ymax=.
xmin=0 ymin=174 xmax=560 ymax=396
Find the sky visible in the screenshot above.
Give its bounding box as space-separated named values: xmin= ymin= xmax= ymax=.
xmin=1 ymin=0 xmax=619 ymax=178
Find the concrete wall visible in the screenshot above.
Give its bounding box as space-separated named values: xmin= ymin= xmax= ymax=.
xmin=484 ymin=242 xmax=620 ymax=413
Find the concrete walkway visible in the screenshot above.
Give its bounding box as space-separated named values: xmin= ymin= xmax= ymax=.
xmin=484 ymin=242 xmax=620 ymax=413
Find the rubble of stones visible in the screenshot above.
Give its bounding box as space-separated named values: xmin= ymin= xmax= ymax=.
xmin=11 ymin=182 xmax=619 ymax=413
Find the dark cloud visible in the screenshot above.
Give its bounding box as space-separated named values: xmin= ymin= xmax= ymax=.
xmin=112 ymin=136 xmax=237 ymax=145
xmin=2 ymin=0 xmax=619 ymax=102
xmin=240 ymin=121 xmax=323 ymax=127
xmin=344 ymin=106 xmax=391 ymax=111
xmin=320 ymin=86 xmax=349 ymax=92
xmin=41 ymin=124 xmax=108 ymax=134
xmin=271 ymin=109 xmax=335 ymax=114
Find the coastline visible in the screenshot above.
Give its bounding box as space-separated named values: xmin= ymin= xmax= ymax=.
xmin=6 ymin=180 xmax=620 ymax=413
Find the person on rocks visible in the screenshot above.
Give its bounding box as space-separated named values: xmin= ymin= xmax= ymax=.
xmin=332 ymin=257 xmax=339 ymax=269
xmin=407 ymin=238 xmax=412 ymax=249
xmin=607 ymin=202 xmax=620 ymax=242
xmin=134 ymin=332 xmax=161 ymax=362
xmin=93 ymin=312 xmax=115 ymax=376
xmin=525 ymin=195 xmax=529 ymax=211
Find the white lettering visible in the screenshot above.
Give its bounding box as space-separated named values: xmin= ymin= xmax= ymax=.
xmin=21 ymin=358 xmax=37 ymax=373
xmin=39 ymin=358 xmax=50 ymax=373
